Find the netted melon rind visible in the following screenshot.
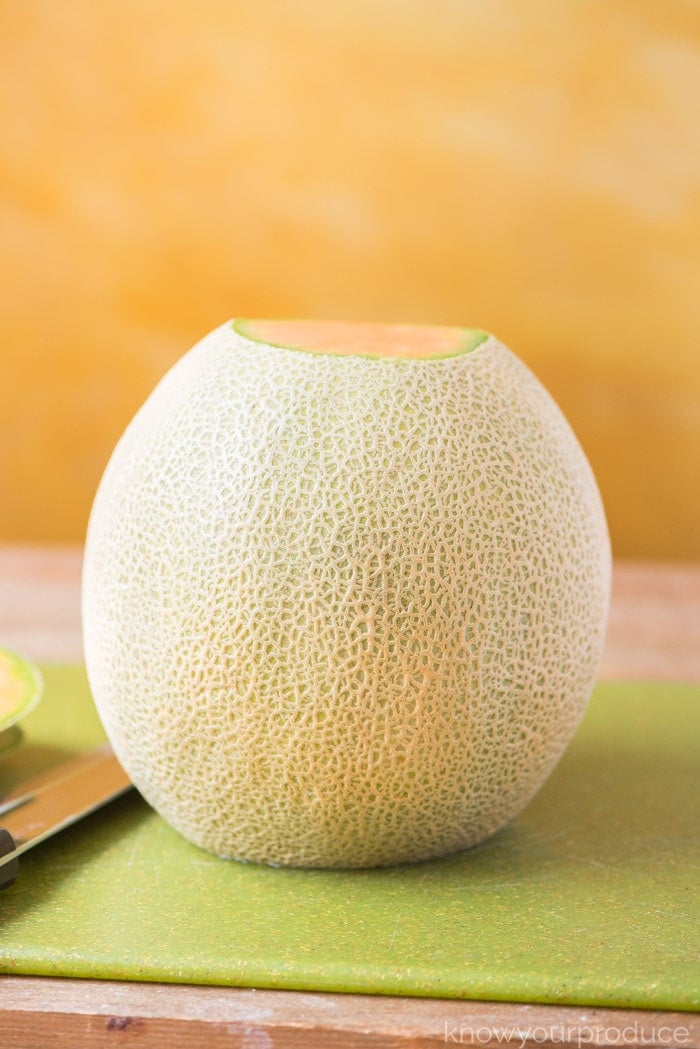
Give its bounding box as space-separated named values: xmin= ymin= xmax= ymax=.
xmin=82 ymin=321 xmax=611 ymax=868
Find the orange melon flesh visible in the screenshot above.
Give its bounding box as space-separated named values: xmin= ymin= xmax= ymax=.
xmin=234 ymin=318 xmax=488 ymax=360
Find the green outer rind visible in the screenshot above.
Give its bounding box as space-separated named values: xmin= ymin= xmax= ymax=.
xmin=0 ymin=646 xmax=43 ymax=730
xmin=232 ymin=318 xmax=491 ymax=361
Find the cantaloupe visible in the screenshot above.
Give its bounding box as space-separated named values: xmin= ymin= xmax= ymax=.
xmin=82 ymin=319 xmax=611 ymax=868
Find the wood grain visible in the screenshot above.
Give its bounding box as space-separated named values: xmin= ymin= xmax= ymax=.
xmin=1 ymin=977 xmax=698 ymax=1048
xmin=0 ymin=545 xmax=698 ymax=1048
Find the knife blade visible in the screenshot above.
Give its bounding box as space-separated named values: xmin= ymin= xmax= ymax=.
xmin=0 ymin=746 xmax=133 ymax=888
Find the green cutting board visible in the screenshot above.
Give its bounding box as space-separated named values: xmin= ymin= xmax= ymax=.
xmin=0 ymin=667 xmax=698 ymax=1011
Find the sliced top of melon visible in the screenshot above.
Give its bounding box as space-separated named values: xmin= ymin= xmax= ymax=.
xmin=0 ymin=647 xmax=43 ymax=732
xmin=233 ymin=318 xmax=490 ymax=360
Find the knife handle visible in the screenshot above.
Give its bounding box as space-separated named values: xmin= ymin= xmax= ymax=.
xmin=0 ymin=828 xmax=18 ymax=889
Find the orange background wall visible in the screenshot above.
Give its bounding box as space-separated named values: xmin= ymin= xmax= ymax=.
xmin=1 ymin=1 xmax=698 ymax=558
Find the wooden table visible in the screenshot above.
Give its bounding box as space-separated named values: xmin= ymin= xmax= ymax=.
xmin=1 ymin=546 xmax=698 ymax=1048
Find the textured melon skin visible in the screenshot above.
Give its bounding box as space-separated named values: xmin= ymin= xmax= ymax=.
xmin=82 ymin=321 xmax=611 ymax=868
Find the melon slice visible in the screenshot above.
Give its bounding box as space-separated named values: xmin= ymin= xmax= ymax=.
xmin=0 ymin=647 xmax=43 ymax=735
xmin=83 ymin=318 xmax=611 ymax=869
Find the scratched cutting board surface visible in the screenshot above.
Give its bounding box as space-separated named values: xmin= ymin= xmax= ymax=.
xmin=0 ymin=666 xmax=698 ymax=1011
